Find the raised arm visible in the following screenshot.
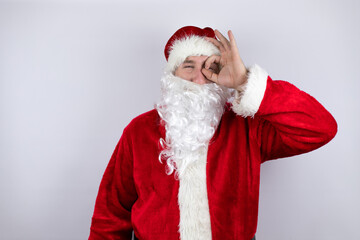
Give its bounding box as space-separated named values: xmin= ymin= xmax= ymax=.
xmin=201 ymin=29 xmax=337 ymax=162
xmin=232 ymin=64 xmax=338 ymax=162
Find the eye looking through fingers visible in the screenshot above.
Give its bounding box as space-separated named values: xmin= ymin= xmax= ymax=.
xmin=204 ymin=55 xmax=221 ymax=71
xmin=208 ymin=63 xmax=219 ymax=73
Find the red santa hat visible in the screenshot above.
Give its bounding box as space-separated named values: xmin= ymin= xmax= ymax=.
xmin=164 ymin=26 xmax=220 ymax=73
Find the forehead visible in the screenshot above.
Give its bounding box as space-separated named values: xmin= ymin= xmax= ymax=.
xmin=183 ymin=55 xmax=209 ymax=63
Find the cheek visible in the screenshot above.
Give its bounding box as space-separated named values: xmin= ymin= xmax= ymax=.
xmin=174 ymin=68 xmax=181 ymax=77
xmin=175 ymin=69 xmax=191 ymax=80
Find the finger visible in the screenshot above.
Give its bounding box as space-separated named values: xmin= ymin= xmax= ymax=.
xmin=228 ymin=30 xmax=240 ymax=54
xmin=215 ymin=29 xmax=231 ymax=50
xmin=205 ymin=37 xmax=226 ymax=53
xmin=227 ymin=30 xmax=245 ymax=67
xmin=204 ymin=55 xmax=221 ymax=69
xmin=201 ymin=68 xmax=218 ymax=83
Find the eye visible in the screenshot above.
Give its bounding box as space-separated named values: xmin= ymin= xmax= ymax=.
xmin=184 ymin=65 xmax=194 ymax=68
xmin=209 ymin=64 xmax=219 ymax=72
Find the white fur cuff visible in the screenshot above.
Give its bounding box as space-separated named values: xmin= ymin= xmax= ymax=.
xmin=231 ymin=64 xmax=268 ymax=117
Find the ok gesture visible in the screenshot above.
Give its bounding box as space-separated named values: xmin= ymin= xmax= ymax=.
xmin=202 ymin=30 xmax=248 ymax=91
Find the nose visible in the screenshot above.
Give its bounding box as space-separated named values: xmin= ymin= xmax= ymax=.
xmin=192 ymin=69 xmax=209 ymax=85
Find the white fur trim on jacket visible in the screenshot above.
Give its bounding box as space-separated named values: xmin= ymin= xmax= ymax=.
xmin=178 ymin=147 xmax=212 ymax=240
xmin=165 ymin=35 xmax=220 ymax=73
xmin=231 ymin=64 xmax=268 ymax=117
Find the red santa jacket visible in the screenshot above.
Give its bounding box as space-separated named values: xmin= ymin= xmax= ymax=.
xmin=89 ymin=65 xmax=337 ymax=240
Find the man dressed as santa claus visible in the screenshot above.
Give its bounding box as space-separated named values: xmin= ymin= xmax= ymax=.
xmin=88 ymin=26 xmax=337 ymax=240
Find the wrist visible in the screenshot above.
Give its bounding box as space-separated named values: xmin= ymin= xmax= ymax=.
xmin=234 ymin=69 xmax=249 ymax=92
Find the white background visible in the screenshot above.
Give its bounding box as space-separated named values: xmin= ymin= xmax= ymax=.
xmin=1 ymin=0 xmax=359 ymax=239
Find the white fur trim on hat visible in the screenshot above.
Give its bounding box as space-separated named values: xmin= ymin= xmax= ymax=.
xmin=165 ymin=35 xmax=220 ymax=73
xmin=232 ymin=64 xmax=268 ymax=117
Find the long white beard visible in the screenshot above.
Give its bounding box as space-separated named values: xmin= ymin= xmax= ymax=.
xmin=156 ymin=73 xmax=231 ymax=178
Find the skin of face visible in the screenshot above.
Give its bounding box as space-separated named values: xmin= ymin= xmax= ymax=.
xmin=174 ymin=55 xmax=219 ymax=85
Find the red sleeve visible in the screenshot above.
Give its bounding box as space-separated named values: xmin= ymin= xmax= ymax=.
xmin=232 ymin=64 xmax=337 ymax=163
xmin=255 ymin=77 xmax=337 ymax=162
xmin=89 ymin=127 xmax=137 ymax=239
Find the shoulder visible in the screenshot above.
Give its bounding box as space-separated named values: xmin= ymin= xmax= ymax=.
xmin=124 ymin=109 xmax=160 ymax=133
xmin=130 ymin=109 xmax=159 ymax=125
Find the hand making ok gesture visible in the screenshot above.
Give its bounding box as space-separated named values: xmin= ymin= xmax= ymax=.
xmin=202 ymin=29 xmax=248 ymax=91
